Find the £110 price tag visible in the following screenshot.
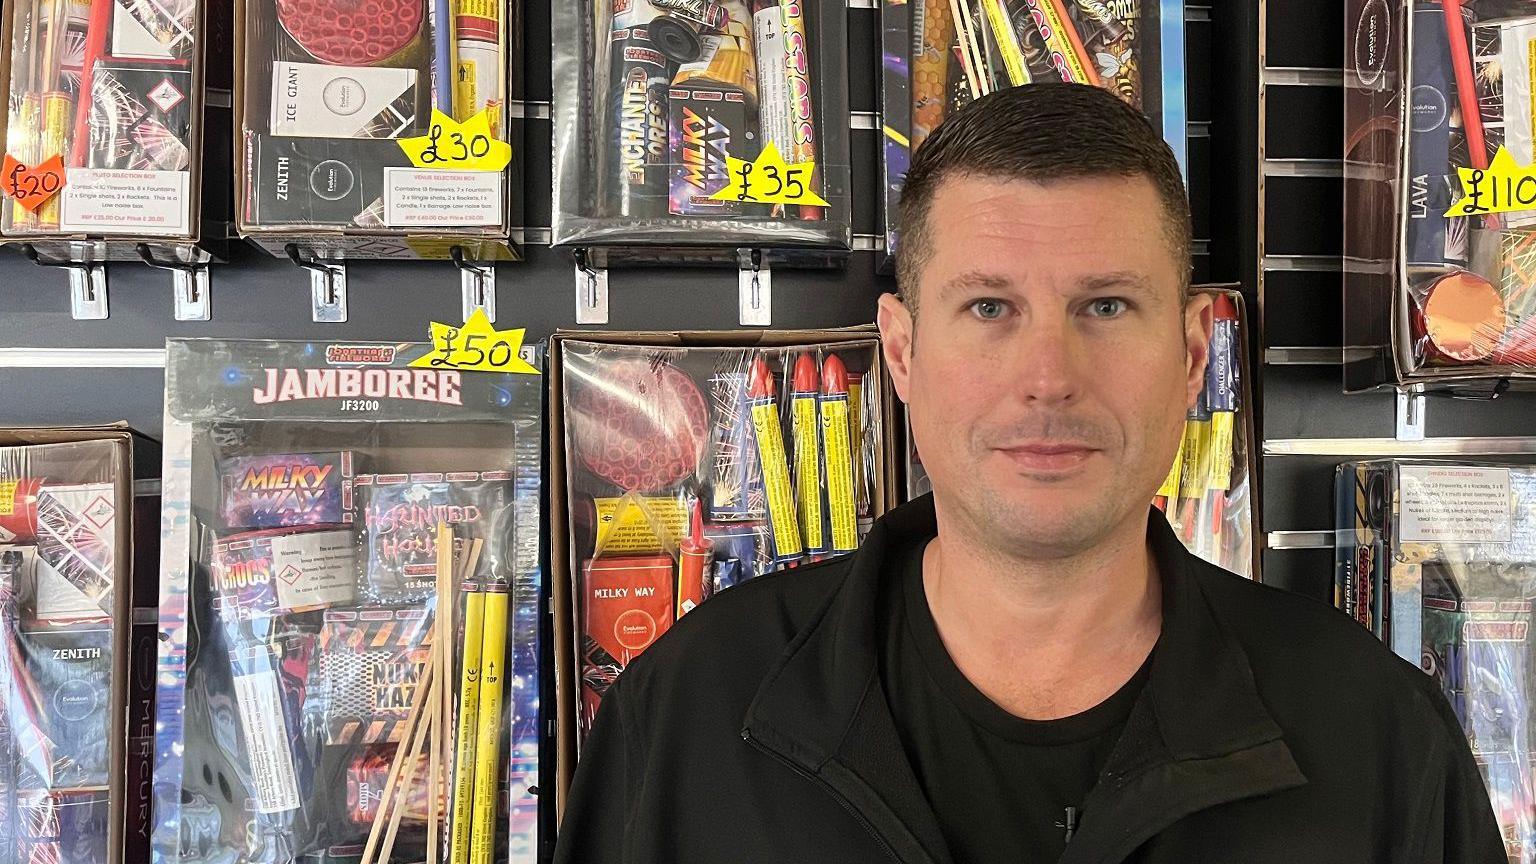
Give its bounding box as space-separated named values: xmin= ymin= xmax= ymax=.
xmin=709 ymin=143 xmax=830 ymax=208
xmin=398 ymin=110 xmax=513 ymax=172
xmin=409 ymin=309 xmax=538 ymax=374
xmin=2 ymin=154 xmax=65 ymax=213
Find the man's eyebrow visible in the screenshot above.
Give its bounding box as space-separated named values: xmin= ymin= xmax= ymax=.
xmin=936 ymin=271 xmax=1012 ymax=298
xmin=1076 ymin=272 xmax=1156 ymax=297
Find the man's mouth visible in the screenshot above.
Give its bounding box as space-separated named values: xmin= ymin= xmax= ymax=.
xmin=994 ymin=441 xmax=1100 ymax=473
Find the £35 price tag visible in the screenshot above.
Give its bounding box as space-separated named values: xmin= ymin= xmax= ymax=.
xmin=409 ymin=309 xmax=538 ymax=374
xmin=709 ymin=143 xmax=830 ymax=208
xmin=2 ymin=154 xmax=65 ymax=213
xmin=398 ymin=109 xmax=513 ymax=172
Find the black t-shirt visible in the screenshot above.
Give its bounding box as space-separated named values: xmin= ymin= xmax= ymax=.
xmin=880 ymin=539 xmax=1153 ymax=864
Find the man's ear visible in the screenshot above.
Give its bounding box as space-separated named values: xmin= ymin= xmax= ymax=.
xmin=1182 ymin=292 xmax=1215 ymax=411
xmin=878 ymin=293 xmax=915 ymax=404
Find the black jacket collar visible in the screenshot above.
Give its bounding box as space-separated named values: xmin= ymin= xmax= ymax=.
xmin=743 ymin=496 xmax=1307 ymax=864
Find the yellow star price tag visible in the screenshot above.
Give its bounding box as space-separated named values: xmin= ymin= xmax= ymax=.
xmin=410 ymin=309 xmax=538 ymax=374
xmin=1446 ymin=146 xmax=1536 ymax=217
xmin=709 ymin=143 xmax=830 ymax=208
xmin=398 ymin=109 xmax=513 ymax=172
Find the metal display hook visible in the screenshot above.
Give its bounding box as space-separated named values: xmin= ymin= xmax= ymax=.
xmin=22 ymin=243 xmax=108 ymax=320
xmin=574 ymin=247 xmax=609 ymax=325
xmin=137 ymin=243 xmax=211 ymax=322
xmin=451 ymin=245 xmax=496 ymax=322
xmin=285 ymin=243 xmax=348 ymax=323
xmin=737 ymin=247 xmax=771 ymax=326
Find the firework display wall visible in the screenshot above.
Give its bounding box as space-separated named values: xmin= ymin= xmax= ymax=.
xmin=235 ymin=0 xmax=519 ymax=260
xmin=0 ymin=429 xmax=137 ymax=864
xmin=1336 ymin=460 xmax=1536 ymax=862
xmin=0 ymin=0 xmax=211 ymax=254
xmin=550 ymin=0 xmax=852 ymax=262
xmin=547 ymin=329 xmax=896 ymax=807
xmin=152 ymin=340 xmax=543 ymax=864
xmin=878 ymin=0 xmax=1187 ymax=271
xmin=1343 ymin=0 xmax=1536 ymax=388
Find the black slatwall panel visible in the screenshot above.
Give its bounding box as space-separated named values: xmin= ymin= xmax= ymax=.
xmin=1259 ymin=0 xmax=1536 ymax=601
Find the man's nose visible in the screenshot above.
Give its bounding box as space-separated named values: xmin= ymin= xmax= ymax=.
xmin=1013 ymin=314 xmax=1084 ymax=406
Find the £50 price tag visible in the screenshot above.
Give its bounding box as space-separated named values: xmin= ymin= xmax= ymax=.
xmin=398 ymin=109 xmax=513 ymax=172
xmin=2 ymin=154 xmax=65 ymax=213
xmin=709 ymin=143 xmax=830 ymax=208
xmin=409 ymin=309 xmax=538 ymax=374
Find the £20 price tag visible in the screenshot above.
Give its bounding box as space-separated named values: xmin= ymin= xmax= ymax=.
xmin=709 ymin=143 xmax=830 ymax=208
xmin=2 ymin=154 xmax=65 ymax=212
xmin=398 ymin=110 xmax=513 ymax=172
xmin=410 ymin=309 xmax=538 ymax=374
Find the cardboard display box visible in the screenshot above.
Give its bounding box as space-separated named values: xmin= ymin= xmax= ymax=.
xmin=0 ymin=424 xmax=151 ymax=864
xmin=232 ymin=0 xmax=522 ymax=261
xmin=547 ymin=327 xmax=900 ymax=817
xmin=0 ymin=0 xmax=226 ymax=264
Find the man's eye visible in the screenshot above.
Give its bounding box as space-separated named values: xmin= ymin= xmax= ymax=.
xmin=970 ymin=299 xmax=1006 ymax=320
xmin=1086 ymin=298 xmax=1128 ymax=318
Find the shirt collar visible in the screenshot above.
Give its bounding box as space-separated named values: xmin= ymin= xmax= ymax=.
xmin=744 ymin=494 xmax=1287 ymax=767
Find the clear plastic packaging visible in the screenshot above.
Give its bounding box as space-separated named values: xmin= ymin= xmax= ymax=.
xmin=550 ymin=0 xmax=852 ymax=261
xmin=1336 ymin=460 xmax=1536 ymax=861
xmin=0 ymin=435 xmax=131 ymax=864
xmin=1 ymin=0 xmax=212 ymax=256
xmin=553 ymin=334 xmax=887 ymax=740
xmin=1156 ymin=289 xmax=1254 ymax=578
xmin=152 ymin=340 xmax=543 ymax=864
xmin=1344 ymin=0 xmax=1536 ymax=388
xmin=879 ymin=0 xmax=1187 ymax=270
xmin=236 ymin=0 xmax=520 ymax=260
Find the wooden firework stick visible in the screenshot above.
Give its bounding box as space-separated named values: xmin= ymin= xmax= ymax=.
xmin=960 ymin=0 xmax=994 ymax=94
xmin=948 ymin=0 xmax=983 ymax=98
xmin=945 ymin=0 xmax=976 ymax=99
xmin=359 ymin=653 xmax=436 ymax=864
xmin=377 ymin=683 xmax=438 ymax=864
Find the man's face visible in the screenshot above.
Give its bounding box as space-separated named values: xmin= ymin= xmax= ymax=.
xmin=879 ymin=173 xmax=1211 ymax=559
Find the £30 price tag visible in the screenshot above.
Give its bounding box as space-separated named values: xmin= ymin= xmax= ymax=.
xmin=398 ymin=110 xmax=513 ymax=172
xmin=2 ymin=154 xmax=65 ymax=213
xmin=409 ymin=309 xmax=538 ymax=374
xmin=709 ymin=143 xmax=830 ymax=208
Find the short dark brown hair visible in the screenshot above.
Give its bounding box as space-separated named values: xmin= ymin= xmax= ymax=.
xmin=896 ymin=83 xmax=1191 ymax=310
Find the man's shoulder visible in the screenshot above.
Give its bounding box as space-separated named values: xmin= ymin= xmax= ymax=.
xmin=617 ymin=554 xmax=852 ymax=697
xmin=1190 ymin=560 xmax=1448 ymax=720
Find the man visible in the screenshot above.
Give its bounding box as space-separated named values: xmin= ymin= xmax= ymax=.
xmin=554 ymin=84 xmax=1505 ymax=862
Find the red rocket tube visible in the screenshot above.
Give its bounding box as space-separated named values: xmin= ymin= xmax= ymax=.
xmin=676 ymin=499 xmax=710 ymax=617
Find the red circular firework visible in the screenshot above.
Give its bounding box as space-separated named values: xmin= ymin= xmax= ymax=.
xmin=277 ymin=0 xmax=425 ymax=67
xmin=569 ymin=359 xmax=708 ymax=493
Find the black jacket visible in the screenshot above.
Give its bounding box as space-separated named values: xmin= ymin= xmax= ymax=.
xmin=554 ymin=497 xmax=1507 ymax=863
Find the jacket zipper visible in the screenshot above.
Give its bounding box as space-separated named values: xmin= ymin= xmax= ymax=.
xmin=742 ymin=728 xmax=904 ymax=864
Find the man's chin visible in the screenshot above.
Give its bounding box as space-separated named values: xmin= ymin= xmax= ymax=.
xmin=952 ymin=492 xmax=1121 ymax=559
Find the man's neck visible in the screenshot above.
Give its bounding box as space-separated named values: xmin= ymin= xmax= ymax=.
xmin=921 ymin=509 xmax=1163 ymax=721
